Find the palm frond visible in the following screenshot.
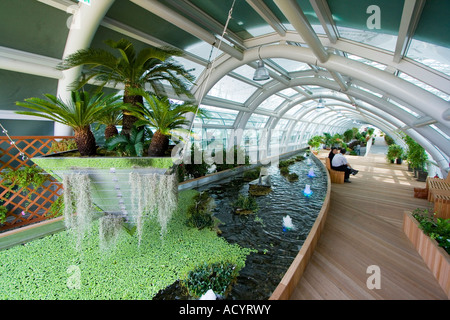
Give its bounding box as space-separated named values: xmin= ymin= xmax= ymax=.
xmin=15 ymin=91 xmax=123 ymax=130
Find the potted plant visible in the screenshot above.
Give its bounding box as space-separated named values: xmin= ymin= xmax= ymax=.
xmin=343 ymin=129 xmax=354 ymax=143
xmin=58 ymin=38 xmax=195 ymax=135
xmin=308 ymin=135 xmax=323 ymax=154
xmin=386 ymin=144 xmax=404 ymax=164
xmin=404 ymin=136 xmax=428 ymax=181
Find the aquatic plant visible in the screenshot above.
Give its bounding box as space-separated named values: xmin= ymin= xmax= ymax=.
xmin=232 ymin=194 xmax=258 ymax=215
xmin=130 ymin=172 xmax=178 ymax=243
xmin=62 ymin=173 xmax=95 ymax=249
xmin=0 ymin=190 xmax=252 ymax=300
xmin=186 ymin=191 xmax=217 ymax=230
xmin=180 ymin=261 xmax=239 ymax=298
xmin=99 ymin=214 xmax=123 ymax=251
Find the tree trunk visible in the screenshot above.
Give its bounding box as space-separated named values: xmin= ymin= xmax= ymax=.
xmin=74 ymin=126 xmax=97 ymax=156
xmin=122 ymin=85 xmax=144 ymax=136
xmin=148 ymin=130 xmax=169 ymax=157
xmin=104 ymin=125 xmax=119 ymax=140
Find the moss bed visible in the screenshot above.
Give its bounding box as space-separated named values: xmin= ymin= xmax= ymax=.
xmin=32 ymin=156 xmax=175 ymax=171
xmin=0 ymin=190 xmax=252 ymax=300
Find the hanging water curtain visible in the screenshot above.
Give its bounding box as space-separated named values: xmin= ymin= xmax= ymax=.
xmin=62 ymin=170 xmax=178 ymax=250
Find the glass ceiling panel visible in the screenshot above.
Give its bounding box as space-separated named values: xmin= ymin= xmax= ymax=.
xmin=328 ymin=0 xmax=403 ymax=52
xmin=195 ymin=105 xmax=239 ymax=126
xmin=172 ymin=56 xmax=205 ymax=82
xmin=337 ymin=27 xmax=398 ymax=52
xmin=257 ymin=95 xmax=286 ymax=111
xmin=270 ymin=58 xmax=311 ymax=72
xmin=208 ymin=75 xmax=258 ymax=103
xmin=232 ymin=65 xmax=256 ymax=80
xmin=285 ymin=104 xmax=304 ymax=116
xmin=279 ymin=88 xmax=298 ymax=97
xmin=274 ymin=118 xmax=289 ymax=130
xmin=387 ymin=98 xmax=420 ymax=118
xmin=406 ymin=39 xmax=450 ymax=78
xmin=398 ymin=72 xmax=450 ymax=101
xmin=246 ymin=114 xmax=269 ymax=129
xmin=345 ymin=53 xmax=387 ymax=70
xmin=185 ymin=41 xmax=222 ymax=61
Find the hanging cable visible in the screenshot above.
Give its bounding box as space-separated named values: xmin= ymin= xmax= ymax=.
xmin=0 ymin=123 xmax=28 ymax=161
xmin=181 ymin=0 xmax=236 ymax=160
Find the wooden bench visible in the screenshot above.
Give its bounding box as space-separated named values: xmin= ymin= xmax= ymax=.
xmin=426 ymin=175 xmax=450 ymax=202
xmin=325 ymin=157 xmax=345 ymax=184
xmin=433 ymin=194 xmax=450 ymax=220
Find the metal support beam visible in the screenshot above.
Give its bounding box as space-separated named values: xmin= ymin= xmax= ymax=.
xmin=394 ymin=0 xmax=426 ymax=63
xmin=56 ymin=0 xmax=115 ymax=135
xmin=0 ymin=46 xmax=62 ymax=79
xmin=309 ymin=0 xmax=339 ymax=44
xmin=273 ymin=0 xmax=329 ymax=63
xmin=246 ymin=0 xmax=286 ymax=36
xmin=166 ymin=0 xmax=245 ymax=50
xmin=130 ymin=0 xmax=243 ymax=60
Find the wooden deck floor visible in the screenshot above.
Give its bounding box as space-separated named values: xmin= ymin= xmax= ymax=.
xmin=290 ymin=142 xmax=448 ymax=300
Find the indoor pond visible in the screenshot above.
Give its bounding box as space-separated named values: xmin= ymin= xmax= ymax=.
xmin=155 ymin=152 xmax=328 ymax=300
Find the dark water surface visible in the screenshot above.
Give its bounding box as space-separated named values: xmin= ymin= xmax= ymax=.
xmin=155 ymin=153 xmax=327 ymax=300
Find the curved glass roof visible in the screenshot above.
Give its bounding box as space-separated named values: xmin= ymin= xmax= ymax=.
xmin=0 ymin=0 xmax=449 ymax=173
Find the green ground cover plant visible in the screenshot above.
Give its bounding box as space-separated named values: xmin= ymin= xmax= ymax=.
xmin=412 ymin=208 xmax=450 ymax=254
xmin=0 ymin=189 xmax=252 ymax=299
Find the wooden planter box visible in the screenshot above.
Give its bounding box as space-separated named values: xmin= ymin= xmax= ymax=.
xmin=403 ymin=211 xmax=450 ymax=298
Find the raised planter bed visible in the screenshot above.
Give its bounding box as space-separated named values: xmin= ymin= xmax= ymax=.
xmin=403 ymin=211 xmax=450 ymax=298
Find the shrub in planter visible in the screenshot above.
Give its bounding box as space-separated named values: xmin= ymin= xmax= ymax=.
xmin=386 ymin=144 xmax=404 ymax=164
xmin=180 ymin=261 xmax=240 ymax=299
xmin=412 ymin=208 xmax=450 ymax=254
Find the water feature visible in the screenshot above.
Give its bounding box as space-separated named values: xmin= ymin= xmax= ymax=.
xmin=154 ymin=152 xmax=327 ymax=300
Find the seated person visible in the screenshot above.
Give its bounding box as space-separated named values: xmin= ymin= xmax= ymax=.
xmin=331 ymin=148 xmax=358 ymax=182
xmin=328 ymin=147 xmax=338 ymax=162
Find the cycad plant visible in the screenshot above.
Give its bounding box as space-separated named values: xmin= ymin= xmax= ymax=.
xmin=96 ymin=107 xmax=122 ymax=139
xmin=125 ymin=90 xmax=205 ymax=157
xmin=57 ymin=38 xmax=195 ymax=135
xmin=15 ymin=91 xmax=122 ymax=156
xmin=106 ymin=126 xmax=145 ymax=157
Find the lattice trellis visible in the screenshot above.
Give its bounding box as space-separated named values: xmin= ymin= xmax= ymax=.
xmin=0 ymin=136 xmax=73 ymax=232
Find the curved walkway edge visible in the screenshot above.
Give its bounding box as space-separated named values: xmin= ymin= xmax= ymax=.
xmin=290 ymin=149 xmax=448 ymax=300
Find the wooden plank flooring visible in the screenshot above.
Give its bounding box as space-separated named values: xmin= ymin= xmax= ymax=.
xmin=290 ymin=141 xmax=448 ymax=300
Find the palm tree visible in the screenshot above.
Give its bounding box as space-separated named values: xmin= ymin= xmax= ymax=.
xmin=15 ymin=91 xmax=122 ymax=156
xmin=96 ymin=107 xmax=122 ymax=139
xmin=57 ymin=39 xmax=195 ymax=135
xmin=125 ymin=90 xmax=206 ymax=157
